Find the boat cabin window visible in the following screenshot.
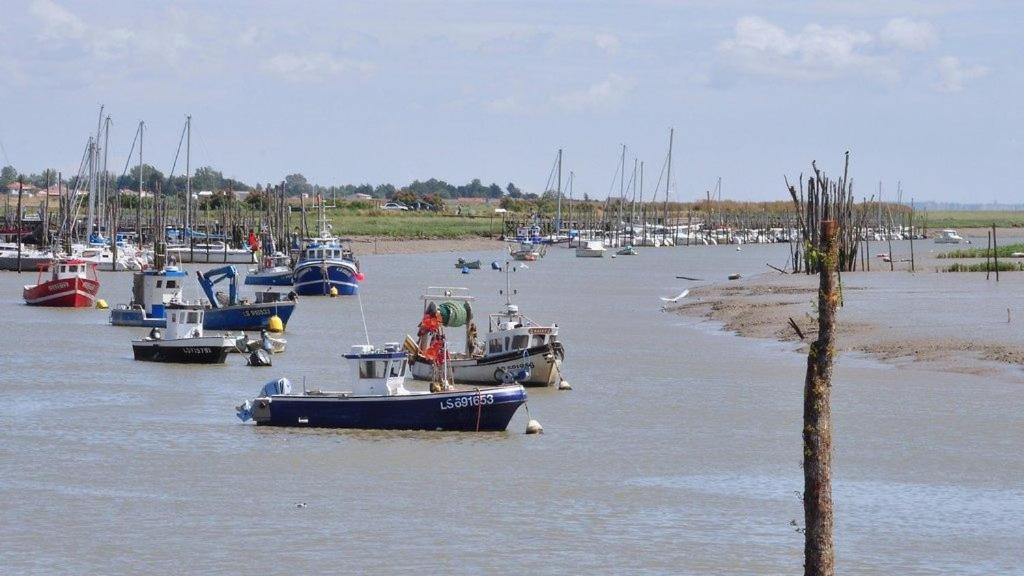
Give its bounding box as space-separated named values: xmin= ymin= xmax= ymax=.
xmin=156 ymin=280 xmax=163 ymax=287
xmin=359 ymin=360 xmax=386 ymax=378
xmin=504 ymin=337 xmax=510 ymax=351
xmin=512 ymin=335 xmax=529 ymax=350
xmin=60 ymin=265 xmax=67 ymax=273
xmin=187 ymin=311 xmax=200 ymax=324
xmin=389 ymin=359 xmax=406 ymax=377
xmin=489 ymin=339 xmax=502 ymax=354
xmin=170 ymin=312 xmax=177 ymax=323
xmin=532 ymin=335 xmax=546 ymax=347
xmin=166 ymin=280 xmax=177 ymax=288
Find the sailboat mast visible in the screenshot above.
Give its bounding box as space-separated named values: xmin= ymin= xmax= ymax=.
xmin=555 ymin=148 xmax=562 ymax=234
xmin=101 ymin=115 xmax=111 ymax=236
xmin=567 ymin=170 xmax=574 ymax=231
xmin=137 ymin=122 xmax=144 ymax=243
xmin=664 ymin=128 xmax=673 ymax=230
xmin=185 ymin=115 xmax=192 ymax=241
xmin=86 ymin=138 xmax=96 ymax=243
xmin=618 ymin=144 xmax=625 ymax=227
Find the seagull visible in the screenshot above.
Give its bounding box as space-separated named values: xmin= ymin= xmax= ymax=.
xmin=518 ymin=263 xmax=529 ymax=269
xmin=660 ymin=289 xmax=690 ymax=303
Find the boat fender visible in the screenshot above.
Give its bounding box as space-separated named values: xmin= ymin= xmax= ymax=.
xmin=287 ymin=291 xmax=298 ymax=301
xmin=525 ymin=419 xmax=543 ymax=434
xmin=501 ymin=370 xmax=516 ymax=385
xmin=329 ymin=286 xmax=339 ymax=297
xmin=95 ymin=299 xmax=108 ymax=309
xmin=267 ymin=315 xmax=284 ymax=333
xmin=558 ymin=380 xmax=572 ymax=391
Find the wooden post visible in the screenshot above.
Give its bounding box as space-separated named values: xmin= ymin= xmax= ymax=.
xmin=992 ymin=224 xmax=999 ymax=282
xmin=804 ymin=218 xmax=838 ymax=576
xmin=986 ymin=231 xmax=992 ymax=280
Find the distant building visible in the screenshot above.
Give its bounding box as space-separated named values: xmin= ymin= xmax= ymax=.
xmin=6 ymin=182 xmax=37 ymax=195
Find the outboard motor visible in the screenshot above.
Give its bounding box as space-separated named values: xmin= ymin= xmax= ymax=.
xmin=248 ymin=348 xmax=273 ymax=367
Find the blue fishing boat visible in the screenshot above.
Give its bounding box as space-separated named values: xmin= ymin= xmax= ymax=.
xmin=195 ymin=266 xmax=297 ymax=331
xmin=236 ymin=343 xmax=526 ymax=431
xmin=244 ymin=251 xmax=293 ymax=286
xmin=109 ymin=265 xmax=188 ymax=327
xmin=292 ymin=240 xmax=362 ymax=296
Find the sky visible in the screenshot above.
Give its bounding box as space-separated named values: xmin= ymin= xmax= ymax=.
xmin=0 ymin=0 xmax=1019 ymax=202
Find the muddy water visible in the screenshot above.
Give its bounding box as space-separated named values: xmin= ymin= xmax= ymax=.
xmin=1 ymin=241 xmax=1022 ymax=575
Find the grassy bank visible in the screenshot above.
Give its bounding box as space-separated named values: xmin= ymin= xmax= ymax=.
xmin=318 ymin=211 xmax=497 ymax=239
xmin=923 ymin=211 xmax=1024 ymax=229
xmin=942 ymin=261 xmax=1024 ymax=272
xmin=937 ymin=243 xmax=1024 ymax=258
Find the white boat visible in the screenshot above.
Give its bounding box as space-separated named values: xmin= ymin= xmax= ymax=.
xmin=131 ymin=307 xmax=236 ymax=364
xmin=934 ymin=229 xmax=964 ymax=244
xmin=406 ymin=286 xmax=565 ymax=387
xmin=576 ymin=240 xmax=606 ymax=258
xmin=167 ymin=242 xmax=256 ymax=264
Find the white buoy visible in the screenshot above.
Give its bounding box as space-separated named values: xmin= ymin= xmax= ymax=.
xmin=736 ymin=246 xmax=742 ymax=251
xmin=525 ymin=419 xmax=543 ymax=434
xmin=558 ymin=380 xmax=572 ymax=391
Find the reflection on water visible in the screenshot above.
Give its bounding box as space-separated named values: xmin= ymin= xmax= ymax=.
xmin=1 ymin=241 xmax=1022 ymax=574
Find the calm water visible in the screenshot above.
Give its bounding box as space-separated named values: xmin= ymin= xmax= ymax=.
xmin=1 ymin=242 xmax=1022 ymax=575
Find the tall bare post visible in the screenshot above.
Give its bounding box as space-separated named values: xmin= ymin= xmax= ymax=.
xmin=992 ymin=223 xmax=999 ymax=282
xmin=804 ymin=218 xmax=838 ymax=576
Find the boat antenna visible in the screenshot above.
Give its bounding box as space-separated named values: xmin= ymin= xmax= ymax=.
xmin=356 ymin=289 xmax=371 ymax=345
xmin=500 ymin=260 xmax=517 ymax=306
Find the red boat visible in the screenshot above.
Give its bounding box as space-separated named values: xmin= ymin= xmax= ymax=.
xmin=23 ymin=258 xmax=100 ymax=307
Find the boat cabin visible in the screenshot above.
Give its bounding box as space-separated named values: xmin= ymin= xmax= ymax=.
xmin=163 ymin=307 xmax=205 ymax=340
xmin=132 ymin=266 xmax=186 ymax=316
xmin=300 ymin=243 xmax=353 ymax=262
xmin=40 ymin=259 xmax=96 ymax=283
xmin=486 ymin=304 xmax=558 ymax=356
xmin=344 ymin=343 xmax=410 ymax=396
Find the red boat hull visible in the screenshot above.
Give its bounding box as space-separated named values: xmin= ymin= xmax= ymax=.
xmin=23 ymin=277 xmax=100 ymax=307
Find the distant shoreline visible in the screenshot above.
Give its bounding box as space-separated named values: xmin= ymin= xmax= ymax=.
xmin=349 ymin=236 xmax=506 ymax=255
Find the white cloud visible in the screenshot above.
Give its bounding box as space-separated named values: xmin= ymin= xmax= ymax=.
xmin=263 ymin=52 xmax=372 ymax=83
xmin=594 ymin=32 xmax=621 ymax=54
xmin=934 ymin=56 xmax=989 ymax=93
xmin=880 ymin=18 xmax=937 ymax=51
xmin=718 ymin=16 xmax=898 ymax=82
xmin=553 ymin=73 xmax=635 ymax=112
xmin=29 ymin=0 xmax=85 ymax=40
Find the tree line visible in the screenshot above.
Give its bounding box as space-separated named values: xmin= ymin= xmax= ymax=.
xmin=2 ymin=164 xmax=541 ymax=204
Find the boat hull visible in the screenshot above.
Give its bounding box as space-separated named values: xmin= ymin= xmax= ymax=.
xmin=132 ymin=337 xmax=232 ymax=363
xmin=23 ymin=277 xmax=100 ymax=307
xmin=0 ymin=255 xmax=56 ymax=272
xmin=111 ymin=301 xmax=295 ymax=330
xmin=167 ymin=249 xmax=256 ymax=264
xmin=293 ymin=260 xmax=359 ymax=296
xmin=244 ymin=270 xmax=294 ymax=286
xmin=410 ymin=344 xmax=562 ymax=387
xmin=203 ymin=301 xmax=296 ymax=331
xmin=252 ymin=385 xmax=526 ymax=431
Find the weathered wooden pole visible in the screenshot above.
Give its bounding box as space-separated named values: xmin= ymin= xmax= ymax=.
xmin=804 ymin=217 xmax=838 ymax=576
xmin=992 ymin=224 xmax=999 ymax=282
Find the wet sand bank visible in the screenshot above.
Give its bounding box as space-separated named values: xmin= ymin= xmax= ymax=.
xmin=671 ymin=270 xmax=1024 ymax=381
